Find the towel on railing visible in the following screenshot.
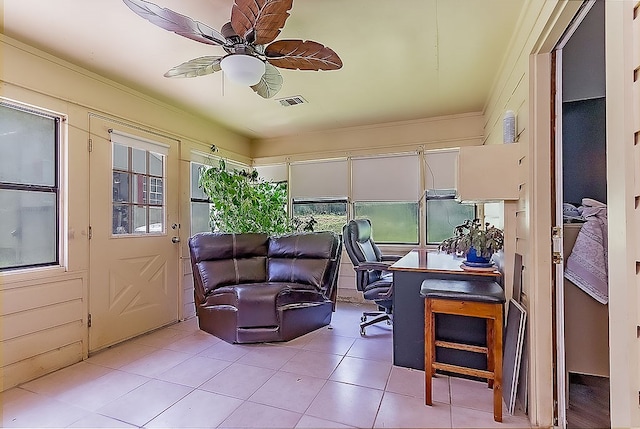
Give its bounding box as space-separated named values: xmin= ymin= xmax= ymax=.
xmin=564 ymin=198 xmax=608 ymax=304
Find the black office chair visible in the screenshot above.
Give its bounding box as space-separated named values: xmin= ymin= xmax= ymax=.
xmin=342 ymin=219 xmax=400 ymax=335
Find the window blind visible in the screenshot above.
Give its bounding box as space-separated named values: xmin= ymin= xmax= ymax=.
xmin=352 ymin=154 xmax=420 ymax=201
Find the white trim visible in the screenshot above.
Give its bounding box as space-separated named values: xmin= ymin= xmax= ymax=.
xmin=109 ymin=129 xmax=169 ymax=156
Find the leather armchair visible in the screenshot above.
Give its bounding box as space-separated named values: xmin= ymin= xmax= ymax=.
xmin=342 ymin=219 xmax=400 ymax=335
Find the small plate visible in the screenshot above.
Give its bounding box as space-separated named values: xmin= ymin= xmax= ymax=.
xmin=462 ymin=260 xmax=494 ymax=268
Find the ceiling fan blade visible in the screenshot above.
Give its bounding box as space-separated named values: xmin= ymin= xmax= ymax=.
xmin=231 ymin=0 xmax=293 ymax=45
xmin=164 ymin=56 xmax=223 ymax=78
xmin=221 ymin=22 xmax=239 ymax=39
xmin=265 ymin=40 xmax=343 ymax=71
xmin=123 ymin=0 xmax=228 ymax=46
xmin=250 ymin=63 xmax=283 ymax=98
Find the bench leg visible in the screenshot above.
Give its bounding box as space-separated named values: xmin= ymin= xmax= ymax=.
xmin=424 ymin=299 xmax=433 ymax=406
xmin=487 ymin=318 xmax=494 ymax=388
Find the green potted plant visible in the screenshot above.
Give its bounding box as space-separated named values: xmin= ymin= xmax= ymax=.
xmin=198 ymin=159 xmax=316 ymax=234
xmin=438 ymin=218 xmax=504 ymax=263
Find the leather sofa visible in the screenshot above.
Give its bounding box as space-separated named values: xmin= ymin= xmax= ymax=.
xmin=188 ymin=231 xmax=342 ymax=343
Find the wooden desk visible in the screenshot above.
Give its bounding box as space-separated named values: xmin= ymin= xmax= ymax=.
xmin=389 ymin=249 xmax=501 ymax=370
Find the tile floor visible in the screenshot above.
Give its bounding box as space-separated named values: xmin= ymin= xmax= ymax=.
xmin=2 ymin=302 xmax=532 ymax=428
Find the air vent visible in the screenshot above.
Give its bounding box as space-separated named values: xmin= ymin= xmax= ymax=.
xmin=276 ymin=96 xmax=307 ymax=107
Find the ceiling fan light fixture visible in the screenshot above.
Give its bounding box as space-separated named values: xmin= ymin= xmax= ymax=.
xmin=220 ymin=54 xmax=265 ymax=86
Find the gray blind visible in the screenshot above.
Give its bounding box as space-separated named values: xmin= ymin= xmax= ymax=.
xmin=290 ymin=159 xmax=348 ymax=199
xmin=352 ymin=154 xmax=420 ymax=201
xmin=424 ymin=149 xmax=458 ymax=190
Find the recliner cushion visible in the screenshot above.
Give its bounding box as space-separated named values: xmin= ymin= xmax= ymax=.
xmin=198 ymin=257 xmax=266 ymax=295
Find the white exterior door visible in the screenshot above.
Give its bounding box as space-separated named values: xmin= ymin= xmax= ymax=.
xmin=88 ymin=116 xmax=180 ymax=352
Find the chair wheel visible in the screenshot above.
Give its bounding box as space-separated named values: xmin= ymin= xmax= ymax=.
xmin=360 ymin=327 xmax=366 ymax=336
xmin=361 ymin=316 xmax=367 ymax=322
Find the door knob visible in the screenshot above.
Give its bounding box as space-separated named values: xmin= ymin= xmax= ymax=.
xmin=171 ymin=236 xmax=180 ymax=243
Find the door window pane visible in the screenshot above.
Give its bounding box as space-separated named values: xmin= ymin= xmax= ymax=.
xmin=354 ymin=202 xmax=419 ymax=244
xmin=112 ymin=140 xmax=165 ymax=235
xmin=131 ymin=148 xmax=147 ymax=174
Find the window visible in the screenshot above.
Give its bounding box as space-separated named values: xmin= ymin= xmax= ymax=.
xmin=292 ymin=199 xmax=348 ymax=234
xmin=111 ymin=131 xmax=167 ymax=235
xmin=354 ymin=202 xmax=419 ymax=244
xmin=190 ymin=162 xmax=212 ymax=235
xmin=425 ymin=190 xmax=476 ymax=244
xmin=351 ymin=154 xmax=421 ymax=244
xmin=190 ymin=158 xmax=252 ymax=235
xmin=0 ymin=102 xmax=60 ymax=271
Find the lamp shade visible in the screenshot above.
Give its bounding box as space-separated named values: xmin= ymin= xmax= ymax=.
xmin=220 ymin=54 xmax=266 ymax=86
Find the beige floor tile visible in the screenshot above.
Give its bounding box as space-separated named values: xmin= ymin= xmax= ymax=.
xmin=280 ymin=349 xmax=344 ymax=379
xmin=387 ymin=367 xmax=451 ymax=403
xmin=249 ymin=371 xmax=327 ymax=413
xmin=375 ymin=391 xmax=452 ymax=428
xmin=346 ymin=335 xmax=393 ymax=361
xmin=119 ymin=348 xmax=192 ymax=377
xmin=162 ymin=329 xmax=222 ymax=354
xmin=87 ymin=342 xmax=158 ymax=369
xmin=450 ymin=376 xmax=499 ymax=413
xmin=2 ymin=389 xmax=90 ymax=428
xmin=155 ymin=355 xmax=231 ymax=387
xmin=220 ymin=401 xmax=302 ymax=428
xmin=131 ymin=326 xmax=192 ymax=348
xmin=20 ymin=361 xmax=110 ymax=397
xmin=235 ymin=344 xmax=300 ymax=370
xmin=68 ymin=413 xmax=137 ymax=427
xmin=55 ymin=369 xmax=149 ymax=411
xmin=95 ymin=379 xmax=192 ymax=427
xmin=146 ymin=389 xmax=243 ymax=428
xmin=198 ymin=339 xmax=253 ymax=362
xmin=329 ymin=355 xmax=392 ymax=390
xmin=451 ymin=404 xmax=532 ymax=428
xmin=302 ymin=332 xmax=356 ymax=355
xmin=199 ymin=362 xmax=275 ymax=399
xmin=168 ymin=317 xmax=200 ymax=332
xmin=296 ymin=415 xmax=355 ymax=428
xmin=306 ymin=380 xmax=383 ymax=428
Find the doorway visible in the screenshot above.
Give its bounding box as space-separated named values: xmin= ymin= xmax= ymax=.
xmin=88 ymin=115 xmax=181 ymax=352
xmin=552 ymin=1 xmax=610 ymax=427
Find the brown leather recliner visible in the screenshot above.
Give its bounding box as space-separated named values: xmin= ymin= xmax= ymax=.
xmin=188 ymin=231 xmax=342 ymax=343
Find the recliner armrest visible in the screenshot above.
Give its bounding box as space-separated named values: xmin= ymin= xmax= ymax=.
xmin=355 ymin=261 xmax=393 ymax=271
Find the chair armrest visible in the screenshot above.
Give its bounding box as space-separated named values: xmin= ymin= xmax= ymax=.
xmin=381 ymin=255 xmax=402 ymax=262
xmin=355 ymin=261 xmax=393 ymax=271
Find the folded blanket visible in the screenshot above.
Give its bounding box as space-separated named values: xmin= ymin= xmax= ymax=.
xmin=564 ymin=199 xmax=608 ymax=304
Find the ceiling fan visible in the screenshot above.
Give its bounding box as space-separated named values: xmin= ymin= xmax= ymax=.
xmin=122 ymin=0 xmax=343 ymax=98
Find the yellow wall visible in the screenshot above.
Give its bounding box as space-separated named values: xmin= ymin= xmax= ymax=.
xmin=0 ymin=34 xmax=250 ymax=391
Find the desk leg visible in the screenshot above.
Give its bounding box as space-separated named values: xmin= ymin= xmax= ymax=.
xmin=424 ymin=299 xmax=433 ymax=406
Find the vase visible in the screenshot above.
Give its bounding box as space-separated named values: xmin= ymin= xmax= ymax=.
xmin=465 ymin=246 xmax=491 ymax=264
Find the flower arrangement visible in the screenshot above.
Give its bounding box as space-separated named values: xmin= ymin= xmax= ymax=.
xmin=438 ymin=218 xmax=504 ymax=259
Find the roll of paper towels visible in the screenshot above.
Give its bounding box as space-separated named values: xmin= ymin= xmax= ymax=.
xmin=503 ymin=110 xmax=516 ymax=143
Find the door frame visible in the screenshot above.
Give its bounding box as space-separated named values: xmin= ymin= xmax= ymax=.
xmin=87 ymin=112 xmax=183 ymax=352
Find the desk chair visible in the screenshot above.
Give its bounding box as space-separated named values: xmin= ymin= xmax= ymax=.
xmin=342 ymin=219 xmax=400 ymax=335
xmin=421 ymin=278 xmax=506 ymax=422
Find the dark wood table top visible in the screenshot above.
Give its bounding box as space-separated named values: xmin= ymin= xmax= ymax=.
xmin=389 ymin=249 xmax=501 ymax=277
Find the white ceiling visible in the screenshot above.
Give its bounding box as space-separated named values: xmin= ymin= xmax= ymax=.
xmin=1 ymin=0 xmax=525 ymax=139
